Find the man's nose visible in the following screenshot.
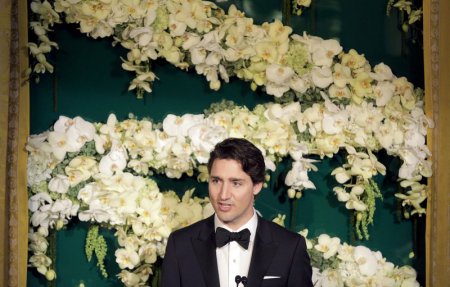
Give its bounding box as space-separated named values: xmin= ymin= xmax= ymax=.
xmin=219 ymin=183 xmax=231 ymax=199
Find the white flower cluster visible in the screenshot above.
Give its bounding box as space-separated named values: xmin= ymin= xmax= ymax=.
xmin=28 ymin=228 xmax=55 ymax=280
xmin=312 ymin=236 xmax=420 ymax=287
xmin=28 ymin=192 xmax=79 ymax=279
xmin=27 ymin=89 xmax=432 ymax=224
xmin=28 ymin=0 xmax=337 ymax=97
xmin=115 ymin=189 xmax=213 ymax=286
xmin=25 ymin=116 xmax=216 ymax=284
xmin=87 ymin=104 xmax=317 ymax=193
xmin=294 ymin=227 xmax=420 ymax=287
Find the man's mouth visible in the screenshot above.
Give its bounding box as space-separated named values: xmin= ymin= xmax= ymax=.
xmin=218 ymin=202 xmax=232 ymax=211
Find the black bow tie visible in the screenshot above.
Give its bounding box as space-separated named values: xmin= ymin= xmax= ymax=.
xmin=215 ymin=227 xmax=251 ymax=249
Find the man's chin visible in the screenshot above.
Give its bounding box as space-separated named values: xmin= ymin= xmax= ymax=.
xmin=216 ymin=213 xmax=234 ymax=224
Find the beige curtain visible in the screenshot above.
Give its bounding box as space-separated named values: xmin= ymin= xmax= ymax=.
xmin=0 ymin=0 xmax=29 ymax=286
xmin=424 ymin=0 xmax=450 ymax=286
xmin=0 ymin=0 xmax=448 ymax=286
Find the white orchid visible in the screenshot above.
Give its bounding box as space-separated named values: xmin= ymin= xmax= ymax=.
xmin=78 ymin=199 xmax=112 ymax=223
xmin=188 ymin=119 xmax=227 ymax=163
xmin=311 ymin=66 xmax=334 ymax=89
xmin=99 ymin=146 xmax=128 ymax=176
xmin=311 ymin=38 xmax=342 ymax=67
xmin=285 ymin=159 xmax=317 ymax=191
xmin=46 ymin=116 xmax=96 ymax=160
xmin=29 ymin=253 xmax=52 ymax=275
xmin=328 ymin=84 xmax=351 ymax=100
xmin=353 ymin=245 xmax=379 ymax=276
xmin=265 ymin=64 xmax=296 ymax=98
xmin=65 ymin=156 xmax=98 ymax=186
xmin=314 ymin=234 xmax=341 ymax=259
xmin=28 ymin=231 xmax=49 ymax=253
xmin=163 ymin=114 xmax=205 ymax=137
xmin=370 ymin=63 xmax=394 ymax=81
xmin=29 ymin=194 xmax=79 ymax=230
xmin=332 ymin=63 xmax=352 ymax=88
xmin=333 ymin=186 xmax=350 ymax=202
xmin=28 ymin=192 xmax=52 ymax=213
xmin=115 ymin=247 xmax=140 ymax=269
xmin=264 ymin=102 xmax=301 ymax=125
xmin=47 ymin=174 xmax=70 ymax=194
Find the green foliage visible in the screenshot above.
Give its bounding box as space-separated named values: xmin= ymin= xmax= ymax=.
xmin=51 ymin=141 xmax=99 ymax=177
xmin=85 ymin=225 xmax=109 ymax=278
xmin=203 ymin=99 xmax=238 ymax=115
xmin=355 ymin=179 xmax=383 ymax=240
xmin=296 ymin=88 xmax=323 ymax=108
xmin=29 ymin=180 xmax=49 ymax=195
xmin=291 ymin=0 xmax=312 ymax=16
xmin=306 ymin=238 xmax=340 ymax=271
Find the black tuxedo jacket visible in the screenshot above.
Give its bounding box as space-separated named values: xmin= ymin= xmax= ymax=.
xmin=161 ymin=215 xmax=313 ymax=287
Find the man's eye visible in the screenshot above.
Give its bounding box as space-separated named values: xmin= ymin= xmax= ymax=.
xmin=232 ymin=181 xmax=242 ymax=187
xmin=211 ymin=178 xmax=219 ymax=184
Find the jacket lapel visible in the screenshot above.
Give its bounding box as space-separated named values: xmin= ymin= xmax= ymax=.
xmin=247 ymin=217 xmax=278 ymax=287
xmin=191 ymin=215 xmax=220 ymax=287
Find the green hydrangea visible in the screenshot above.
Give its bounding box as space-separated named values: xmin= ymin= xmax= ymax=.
xmin=283 ymin=42 xmax=313 ymax=76
xmin=153 ymin=7 xmax=169 ymax=32
xmin=307 ymin=238 xmax=340 ymax=271
xmin=414 ymin=87 xmax=424 ymax=101
xmin=30 ymin=180 xmax=49 ymax=194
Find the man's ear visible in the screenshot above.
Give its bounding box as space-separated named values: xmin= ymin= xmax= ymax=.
xmin=253 ymin=182 xmax=263 ymax=196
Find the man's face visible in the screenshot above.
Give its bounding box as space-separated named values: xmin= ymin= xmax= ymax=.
xmin=208 ymin=158 xmax=262 ymax=230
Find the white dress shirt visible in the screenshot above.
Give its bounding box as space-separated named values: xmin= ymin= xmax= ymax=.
xmin=215 ymin=211 xmax=258 ymax=287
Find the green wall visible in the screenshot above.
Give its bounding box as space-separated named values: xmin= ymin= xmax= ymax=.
xmin=27 ymin=0 xmax=425 ymax=286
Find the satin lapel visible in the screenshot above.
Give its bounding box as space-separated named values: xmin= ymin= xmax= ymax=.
xmin=247 ymin=217 xmax=278 ymax=287
xmin=191 ymin=216 xmax=220 ymax=287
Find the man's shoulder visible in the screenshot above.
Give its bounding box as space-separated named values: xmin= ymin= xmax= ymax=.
xmin=170 ymin=216 xmax=213 ymax=239
xmin=258 ymin=217 xmax=305 ymax=242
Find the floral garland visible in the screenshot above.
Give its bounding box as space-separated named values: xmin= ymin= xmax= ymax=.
xmin=27 ymin=0 xmax=422 ymax=101
xmin=27 ymin=100 xmax=428 ymax=284
xmin=28 ymin=95 xmax=432 ymax=234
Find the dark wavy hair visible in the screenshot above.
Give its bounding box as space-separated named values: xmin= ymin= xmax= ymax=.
xmin=207 ymin=138 xmax=266 ymax=184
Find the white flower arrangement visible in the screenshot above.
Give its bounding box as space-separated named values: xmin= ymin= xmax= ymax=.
xmin=27 ymin=101 xmax=428 ymax=284
xmin=27 ymin=1 xmax=433 ymax=229
xmin=273 ymin=215 xmax=420 ymax=287
xmin=26 ymin=0 xmax=430 ymax=284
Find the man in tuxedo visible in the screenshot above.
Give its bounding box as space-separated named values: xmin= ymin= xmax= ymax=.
xmin=161 ymin=138 xmax=313 ymax=287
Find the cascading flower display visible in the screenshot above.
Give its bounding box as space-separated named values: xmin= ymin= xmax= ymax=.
xmin=26 ymin=0 xmax=431 ymax=285
xmin=27 ymin=97 xmax=432 ymax=283
xmin=27 ymin=1 xmax=433 ymax=225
